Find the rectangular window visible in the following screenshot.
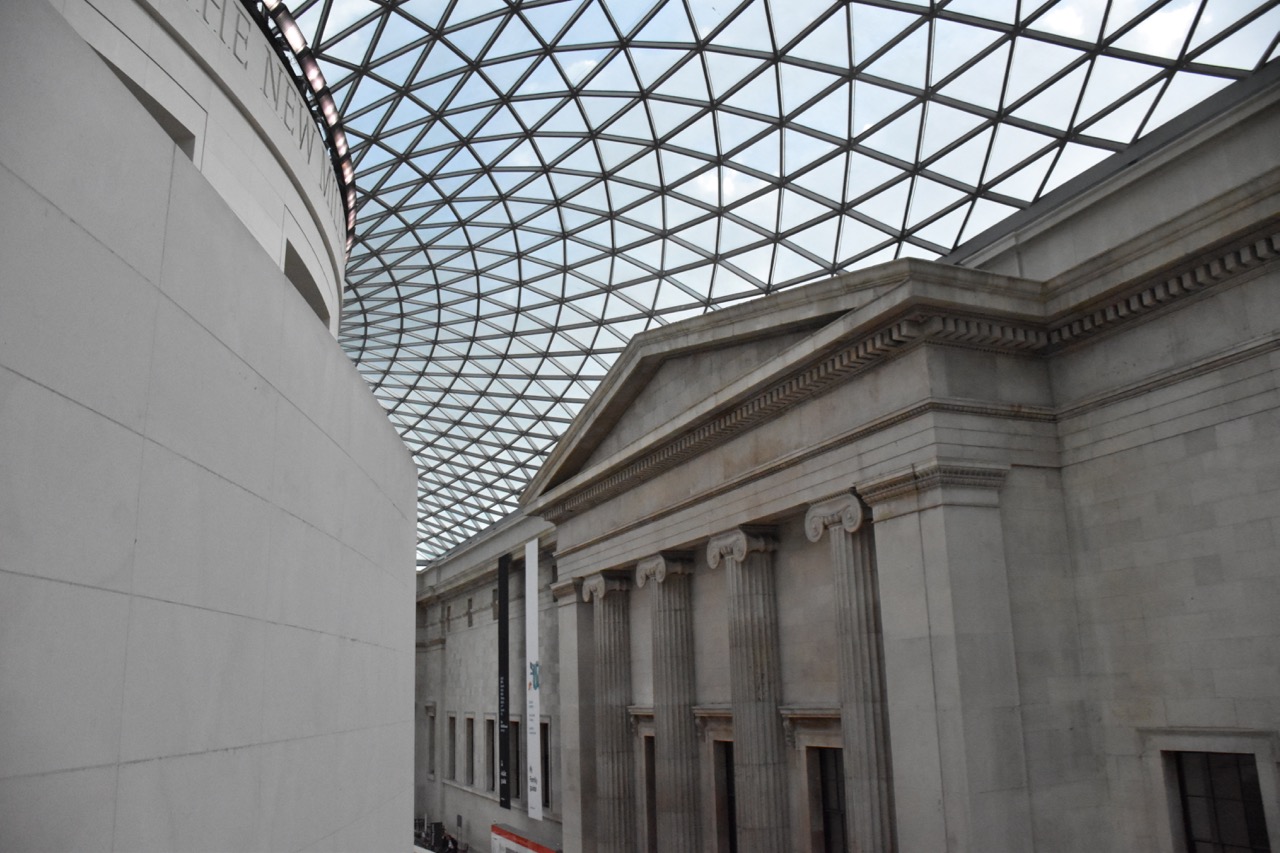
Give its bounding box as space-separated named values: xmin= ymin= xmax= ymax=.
xmin=714 ymin=740 xmax=738 ymax=853
xmin=448 ymin=715 xmax=457 ymax=781
xmin=491 ymin=587 xmax=500 ymax=620
xmin=644 ymin=735 xmax=657 ymax=853
xmin=466 ymin=717 xmax=476 ymax=786
xmin=540 ymin=721 xmax=552 ymax=810
xmin=444 ymin=604 xmax=451 ymax=633
xmin=510 ymin=719 xmax=521 ymax=799
xmin=809 ymin=747 xmax=848 ymax=853
xmin=466 ymin=597 xmax=474 ymax=628
xmin=485 ymin=718 xmax=496 ymax=792
xmin=1175 ymin=751 xmax=1271 ymax=852
xmin=427 ymin=709 xmax=436 ymax=777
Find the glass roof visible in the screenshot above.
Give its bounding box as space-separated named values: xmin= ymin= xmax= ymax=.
xmin=293 ymin=0 xmax=1280 ymax=560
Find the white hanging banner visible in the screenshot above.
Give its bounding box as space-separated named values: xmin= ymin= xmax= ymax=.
xmin=524 ymin=539 xmax=543 ymax=820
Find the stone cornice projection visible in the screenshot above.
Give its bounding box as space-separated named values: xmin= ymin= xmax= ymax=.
xmin=1049 ymin=228 xmax=1279 ymax=347
xmin=857 ymin=461 xmax=1009 ymax=506
xmin=536 ymin=228 xmax=1277 ymax=523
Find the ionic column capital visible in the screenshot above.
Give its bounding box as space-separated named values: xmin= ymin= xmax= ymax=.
xmin=581 ymin=571 xmax=630 ymax=603
xmin=706 ymin=526 xmax=777 ymax=569
xmin=635 ymin=551 xmax=694 ymax=588
xmin=804 ymin=492 xmax=867 ymax=543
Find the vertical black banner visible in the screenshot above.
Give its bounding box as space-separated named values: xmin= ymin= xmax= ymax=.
xmin=497 ymin=553 xmax=511 ymax=809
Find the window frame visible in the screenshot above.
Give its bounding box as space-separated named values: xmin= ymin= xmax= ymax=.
xmin=1141 ymin=728 xmax=1280 ymax=852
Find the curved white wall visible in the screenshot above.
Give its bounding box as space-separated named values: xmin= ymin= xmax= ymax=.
xmin=0 ymin=2 xmax=416 ymax=850
xmin=52 ymin=0 xmax=350 ymax=333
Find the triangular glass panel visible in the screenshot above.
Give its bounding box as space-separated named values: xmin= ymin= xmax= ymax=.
xmin=649 ymin=99 xmax=705 ymax=138
xmin=558 ymin=1 xmax=616 ymax=47
xmin=726 ymin=68 xmax=781 ymax=115
xmin=629 ymin=47 xmax=688 ymax=89
xmin=1010 ymin=63 xmax=1089 ymax=130
xmin=930 ymin=19 xmax=1001 ymax=84
xmin=906 ymin=176 xmax=966 ymax=227
xmin=1005 ymin=37 xmax=1086 ymax=105
xmin=849 ymin=3 xmax=919 ymax=66
xmin=787 ymin=8 xmax=849 ymax=65
xmin=717 ymin=110 xmax=773 ymax=152
xmin=925 ymin=126 xmax=992 ymax=186
xmin=772 ymin=243 xmax=824 ymax=282
xmin=736 ymin=130 xmax=783 ymax=176
xmin=557 ymin=49 xmax=613 ymax=86
xmin=481 ymin=56 xmax=537 ymax=95
xmin=778 ymin=62 xmax=840 ymax=114
xmin=786 ymin=214 xmax=840 ymax=258
xmin=445 ymin=15 xmax=502 ymax=60
xmin=851 ymin=81 xmax=914 ymax=139
xmin=601 ymin=0 xmax=656 ymax=36
xmin=1083 ymin=81 xmax=1161 ymax=143
xmin=792 ymin=153 xmax=847 ymax=196
xmin=846 ymin=150 xmax=904 ymax=199
xmin=1077 ymin=55 xmax=1157 ymax=122
xmin=705 ymin=52 xmax=767 ymax=99
xmin=654 ymin=57 xmax=712 ymax=101
xmin=985 ymin=124 xmax=1055 ymax=180
xmin=522 ymin=1 xmax=584 ymax=43
xmin=1029 ymin=0 xmax=1107 ymax=41
xmin=793 ymin=82 xmax=850 ymax=138
xmin=937 ymin=42 xmax=1009 ymax=111
xmin=862 ymin=23 xmax=929 ymax=88
xmin=583 ymin=51 xmax=639 ymax=91
xmin=1040 ymin=140 xmax=1112 ymax=193
xmin=860 ymin=103 xmax=923 ymax=159
xmin=989 ymin=148 xmax=1056 ymax=201
xmin=783 ymin=127 xmax=838 ymax=175
xmin=838 ymin=214 xmax=893 ymax=258
xmin=714 ymin=0 xmax=774 ymax=51
xmin=780 ymin=189 xmax=832 ymax=229
xmin=920 ymin=102 xmax=986 ymax=159
xmin=635 ymin=0 xmax=697 ymax=44
xmin=1112 ymin=0 xmax=1198 ymax=59
xmin=1192 ymin=7 xmax=1280 ymax=70
xmin=1142 ymin=71 xmax=1230 ymax=133
xmin=688 ymin=0 xmax=736 ymax=37
xmin=854 ymin=176 xmax=910 ymax=229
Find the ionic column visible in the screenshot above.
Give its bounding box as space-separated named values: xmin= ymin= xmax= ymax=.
xmin=805 ymin=494 xmax=894 ymax=853
xmin=582 ymin=572 xmax=635 ymax=853
xmin=707 ymin=526 xmax=788 ymax=853
xmin=636 ymin=552 xmax=699 ymax=853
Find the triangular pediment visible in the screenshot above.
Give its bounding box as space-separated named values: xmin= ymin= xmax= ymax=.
xmin=523 ymin=259 xmax=926 ymax=503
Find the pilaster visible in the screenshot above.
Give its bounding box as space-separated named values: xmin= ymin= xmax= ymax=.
xmin=706 ymin=526 xmax=788 ymax=853
xmin=552 ymin=578 xmax=595 ymax=852
xmin=855 ymin=460 xmax=1032 ymax=853
xmin=635 ymin=552 xmax=699 ymax=853
xmin=805 ymin=493 xmax=894 ymax=853
xmin=582 ymin=572 xmax=636 ymax=853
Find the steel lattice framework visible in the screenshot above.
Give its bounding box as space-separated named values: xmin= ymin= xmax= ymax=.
xmin=291 ymin=0 xmax=1280 ymax=560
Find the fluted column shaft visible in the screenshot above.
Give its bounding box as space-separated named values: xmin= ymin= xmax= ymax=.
xmin=708 ymin=527 xmax=787 ymax=853
xmin=637 ymin=554 xmax=699 ymax=853
xmin=806 ymin=495 xmax=894 ymax=853
xmin=583 ymin=573 xmax=635 ymax=853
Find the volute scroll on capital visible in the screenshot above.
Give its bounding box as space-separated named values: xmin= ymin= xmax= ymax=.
xmin=635 ymin=552 xmax=694 ymax=588
xmin=706 ymin=526 xmax=777 ymax=569
xmin=580 ymin=571 xmax=630 ymax=603
xmin=803 ymin=492 xmax=867 ymax=543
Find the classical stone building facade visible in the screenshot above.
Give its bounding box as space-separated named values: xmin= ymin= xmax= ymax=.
xmin=416 ymin=70 xmax=1280 ymax=852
